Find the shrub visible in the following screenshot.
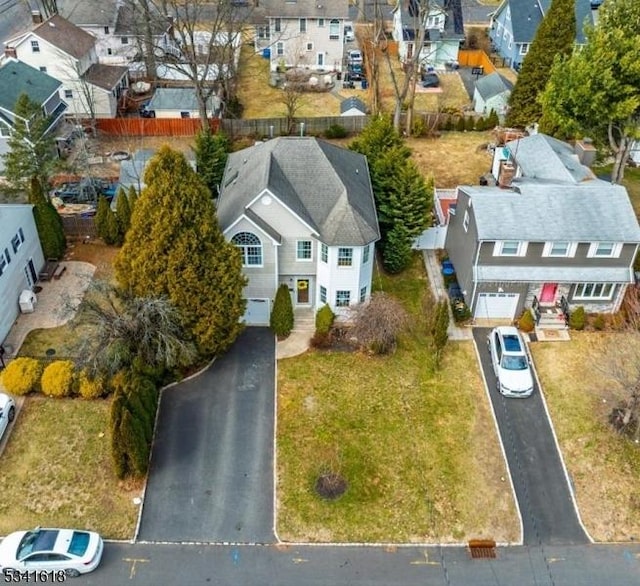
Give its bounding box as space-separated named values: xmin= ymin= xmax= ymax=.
xmin=431 ymin=299 xmax=449 ymax=365
xmin=41 ymin=360 xmax=75 ymax=397
xmin=310 ymin=331 xmax=333 ymax=349
xmin=411 ymin=116 xmax=426 ymax=137
xmin=0 ymin=357 xmax=42 ymax=395
xmin=456 ymin=116 xmax=466 ymax=132
xmin=270 ymin=284 xmax=294 ymax=337
xmin=569 ymin=306 xmax=586 ymax=330
xmin=475 ymin=116 xmax=486 ymax=131
xmin=465 ymin=116 xmax=476 ymax=131
xmin=593 ymin=314 xmax=606 ymax=331
xmin=443 ymin=117 xmax=454 ymax=131
xmin=518 ymin=309 xmax=535 ymax=333
xmin=486 ymin=109 xmax=499 ymax=129
xmin=315 ymin=304 xmax=335 ymax=335
xmin=351 ymin=292 xmax=409 ymax=354
xmin=77 ymin=370 xmax=106 ymax=399
xmin=325 ymin=124 xmax=348 ymax=139
xmin=382 ymin=225 xmax=413 ymax=274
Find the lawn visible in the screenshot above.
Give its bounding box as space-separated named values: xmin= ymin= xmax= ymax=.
xmin=0 ymin=396 xmax=140 ymax=539
xmin=277 ymin=256 xmax=519 ymax=543
xmin=530 ymin=332 xmax=640 ymax=541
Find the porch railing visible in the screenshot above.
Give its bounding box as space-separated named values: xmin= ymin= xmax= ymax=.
xmin=560 ymin=295 xmax=570 ymax=325
xmin=531 ymin=295 xmax=541 ymax=325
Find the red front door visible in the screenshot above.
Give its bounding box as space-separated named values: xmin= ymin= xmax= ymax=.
xmin=540 ymin=283 xmax=558 ymax=304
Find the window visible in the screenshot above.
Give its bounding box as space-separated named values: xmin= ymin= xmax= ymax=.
xmin=299 ymin=18 xmax=307 ymax=33
xmin=543 ymin=241 xmax=576 ymax=257
xmin=336 ymin=290 xmax=350 ymax=307
xmin=274 ymin=18 xmax=281 ymax=32
xmin=180 ymin=111 xmax=190 ymax=118
xmin=4 ymin=248 xmax=10 ymax=263
xmin=11 ymin=234 xmax=21 ymax=253
xmin=463 ymin=210 xmax=470 ymax=232
xmin=588 ymin=241 xmax=621 ymax=258
xmin=297 ymin=240 xmax=312 ymax=260
xmin=329 ymin=19 xmax=340 ymax=39
xmin=104 ymin=26 xmax=110 ymax=34
xmin=257 ymin=26 xmax=270 ymax=39
xmin=276 ymin=42 xmax=284 ymax=56
xmin=337 ymin=247 xmax=353 ymax=267
xmin=107 ymin=48 xmax=113 ymax=55
xmin=39 ymin=66 xmax=47 ymax=73
xmin=31 ymin=40 xmax=40 ymax=53
xmin=64 ymin=89 xmax=73 ymax=99
xmin=363 ymin=244 xmax=370 ymax=264
xmin=573 ymin=283 xmax=614 ymax=300
xmin=0 ymin=253 xmax=6 ymax=276
xmin=321 ymin=243 xmax=328 ymax=263
xmin=318 ymin=18 xmax=325 ymax=27
xmin=121 ymin=36 xmax=129 ymax=44
xmin=306 ymin=42 xmax=313 ymax=51
xmin=519 ymin=43 xmax=529 ymax=55
xmin=493 ymin=240 xmax=527 ymax=256
xmin=18 ymin=228 xmax=24 ymax=243
xmin=426 ymin=15 xmax=441 ymax=27
xmin=360 ymin=286 xmax=367 ymax=303
xmin=320 ymin=285 xmax=327 ymax=303
xmin=231 ymin=232 xmax=262 ymax=266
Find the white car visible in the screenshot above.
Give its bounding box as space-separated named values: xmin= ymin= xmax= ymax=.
xmin=0 ymin=393 xmax=16 ymax=441
xmin=487 ymin=326 xmax=534 ymax=398
xmin=0 ymin=528 xmax=104 ymax=578
xmin=344 ymin=23 xmax=355 ymax=42
xmin=347 ymin=49 xmax=363 ymax=64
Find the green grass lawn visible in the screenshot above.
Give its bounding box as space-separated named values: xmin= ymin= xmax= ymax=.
xmin=277 ymin=255 xmax=519 ymax=543
xmin=0 ymin=396 xmax=140 ymax=539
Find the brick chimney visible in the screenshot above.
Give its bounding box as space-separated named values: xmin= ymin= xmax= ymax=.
xmin=498 ymin=161 xmax=515 ymax=188
xmin=31 ymin=10 xmax=43 ymax=24
xmin=4 ymin=46 xmax=17 ymax=59
xmin=574 ymin=138 xmax=597 ymax=168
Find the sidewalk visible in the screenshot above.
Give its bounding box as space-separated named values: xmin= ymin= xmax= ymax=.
xmin=277 ymin=308 xmax=315 ymax=359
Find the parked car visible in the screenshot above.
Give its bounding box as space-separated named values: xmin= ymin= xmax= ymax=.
xmin=421 ymin=72 xmax=440 ymax=88
xmin=347 ymin=50 xmax=363 ymax=64
xmin=487 ymin=326 xmax=534 ymax=398
xmin=344 ymin=23 xmax=355 ymax=42
xmin=139 ymin=102 xmax=156 ymax=118
xmin=347 ymin=63 xmax=365 ymax=81
xmin=0 ymin=528 xmax=104 ymax=578
xmin=0 ymin=393 xmax=15 ymax=442
xmin=53 ymin=178 xmax=117 ymax=204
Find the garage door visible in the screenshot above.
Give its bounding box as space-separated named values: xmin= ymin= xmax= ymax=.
xmin=243 ymin=298 xmax=270 ymax=325
xmin=474 ymin=292 xmax=519 ymax=319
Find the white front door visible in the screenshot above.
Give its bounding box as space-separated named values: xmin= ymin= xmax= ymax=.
xmin=474 ymin=292 xmax=519 ymax=319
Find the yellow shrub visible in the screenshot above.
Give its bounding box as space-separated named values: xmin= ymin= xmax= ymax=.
xmin=77 ymin=370 xmax=106 ymax=400
xmin=41 ymin=361 xmax=75 ymax=398
xmin=0 ymin=357 xmax=42 ymax=395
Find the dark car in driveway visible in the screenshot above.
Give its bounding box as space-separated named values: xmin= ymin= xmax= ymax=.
xmin=421 ymin=72 xmax=440 ymax=88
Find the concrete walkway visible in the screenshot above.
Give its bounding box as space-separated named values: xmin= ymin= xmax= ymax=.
xmin=276 ymin=308 xmax=315 ymax=360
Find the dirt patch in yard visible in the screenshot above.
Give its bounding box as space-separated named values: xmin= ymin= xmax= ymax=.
xmin=63 ymin=241 xmax=119 ymax=280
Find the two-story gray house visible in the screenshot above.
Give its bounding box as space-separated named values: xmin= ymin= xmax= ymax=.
xmin=445 ymin=133 xmax=640 ymax=322
xmin=217 ymin=137 xmax=380 ymax=325
xmin=489 ymin=0 xmax=595 ymax=71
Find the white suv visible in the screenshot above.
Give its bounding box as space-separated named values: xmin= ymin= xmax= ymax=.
xmin=487 ymin=326 xmax=534 ymax=398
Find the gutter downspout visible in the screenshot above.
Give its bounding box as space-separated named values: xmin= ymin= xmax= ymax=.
xmin=470 ymin=240 xmax=483 ymax=314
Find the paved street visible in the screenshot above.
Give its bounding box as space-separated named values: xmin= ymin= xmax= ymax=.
xmin=473 ymin=328 xmax=589 ymax=546
xmin=75 ymin=542 xmax=640 ymax=586
xmin=137 ymin=328 xmax=276 ymax=544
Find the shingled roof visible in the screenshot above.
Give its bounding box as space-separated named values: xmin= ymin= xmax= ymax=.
xmin=0 ymin=59 xmax=61 ymax=114
xmin=33 ymin=14 xmax=95 ymax=59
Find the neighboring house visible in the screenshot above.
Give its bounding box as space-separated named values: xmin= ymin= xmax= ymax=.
xmin=254 ymin=0 xmax=350 ymax=72
xmin=391 ymin=0 xmax=465 ymax=68
xmin=217 ymin=137 xmax=380 ymax=325
xmin=4 ymin=14 xmax=129 ymax=118
xmin=489 ymin=0 xmax=595 ymax=70
xmin=0 ymin=59 xmax=67 ymax=174
xmin=117 ymin=148 xmax=196 ymax=195
xmin=631 ymin=141 xmax=640 ymax=166
xmin=340 ymin=96 xmax=366 ymax=116
xmin=145 ymin=87 xmax=223 ymax=119
xmin=0 ymin=204 xmax=45 ymax=346
xmin=472 ymin=72 xmax=512 ymax=119
xmin=444 ymin=132 xmax=640 ymax=322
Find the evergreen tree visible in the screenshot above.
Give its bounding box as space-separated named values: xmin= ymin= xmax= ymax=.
xmin=505 ymin=0 xmax=576 ymax=127
xmin=115 ymin=146 xmax=247 ymax=356
xmin=115 ymin=187 xmax=132 ymax=241
xmin=270 ymin=284 xmax=294 ymax=337
xmin=3 ymin=94 xmax=58 ymax=195
xmin=486 ymin=109 xmax=500 ymax=129
xmin=29 ymin=177 xmax=65 ymax=259
xmin=383 ymin=224 xmax=413 ymax=274
xmin=194 ymin=129 xmax=230 ymax=197
xmin=127 ymin=186 xmax=138 ymax=215
xmin=349 ymin=115 xmax=409 ymax=164
xmin=94 ymin=196 xmax=119 ymax=245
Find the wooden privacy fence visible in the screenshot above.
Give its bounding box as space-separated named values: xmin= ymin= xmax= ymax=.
xmin=60 ymin=216 xmax=97 ymax=240
xmin=96 ymin=117 xmax=220 ymax=136
xmin=457 ymin=50 xmax=497 ymax=75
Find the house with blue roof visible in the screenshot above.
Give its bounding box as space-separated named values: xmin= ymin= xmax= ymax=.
xmin=489 ymin=0 xmax=597 ymax=70
xmin=0 ymin=59 xmax=67 ymax=175
xmin=444 ymin=132 xmax=640 ymax=325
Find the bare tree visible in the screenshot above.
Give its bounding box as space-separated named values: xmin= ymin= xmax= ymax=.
xmin=357 ymin=0 xmax=386 ymax=116
xmin=351 ymin=292 xmax=409 ymax=354
xmin=280 ymin=80 xmax=306 ymax=134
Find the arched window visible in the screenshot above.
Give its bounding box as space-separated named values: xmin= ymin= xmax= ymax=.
xmin=231 ymin=232 xmax=262 ymax=266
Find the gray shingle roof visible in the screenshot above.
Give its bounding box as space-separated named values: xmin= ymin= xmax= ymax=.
xmin=33 ymin=14 xmax=95 ymax=59
xmin=475 ymin=72 xmax=512 ymax=100
xmin=148 ymin=88 xmax=221 ymax=113
xmin=0 ymin=59 xmax=61 ymax=113
xmin=218 ymin=137 xmax=380 ymax=246
xmin=258 ymin=0 xmax=348 ymax=18
xmin=506 ymin=134 xmax=593 ymax=183
xmin=56 ymin=0 xmax=118 ymax=27
xmin=461 ymin=182 xmax=640 ymax=242
xmin=340 ymin=96 xmax=366 ymax=114
xmin=476 ymin=265 xmax=633 ymax=283
xmin=82 ymin=63 xmax=128 ymax=91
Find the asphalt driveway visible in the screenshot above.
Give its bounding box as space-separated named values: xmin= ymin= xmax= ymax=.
xmin=137 ymin=328 xmax=276 ymax=544
xmin=473 ymin=328 xmax=589 ymax=546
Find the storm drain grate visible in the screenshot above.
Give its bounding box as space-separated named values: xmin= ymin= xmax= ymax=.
xmin=468 ymin=539 xmax=497 ymax=559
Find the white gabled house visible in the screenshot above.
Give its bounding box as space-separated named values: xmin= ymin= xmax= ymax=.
xmin=0 ymin=205 xmax=45 ymax=346
xmin=217 ymin=137 xmax=380 ymax=325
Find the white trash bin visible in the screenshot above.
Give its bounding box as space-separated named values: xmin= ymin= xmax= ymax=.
xmin=19 ymin=289 xmax=37 ymax=313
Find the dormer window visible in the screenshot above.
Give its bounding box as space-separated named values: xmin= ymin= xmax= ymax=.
xmin=493 ymin=240 xmax=527 ymax=257
xmin=588 ymin=242 xmax=622 ymax=258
